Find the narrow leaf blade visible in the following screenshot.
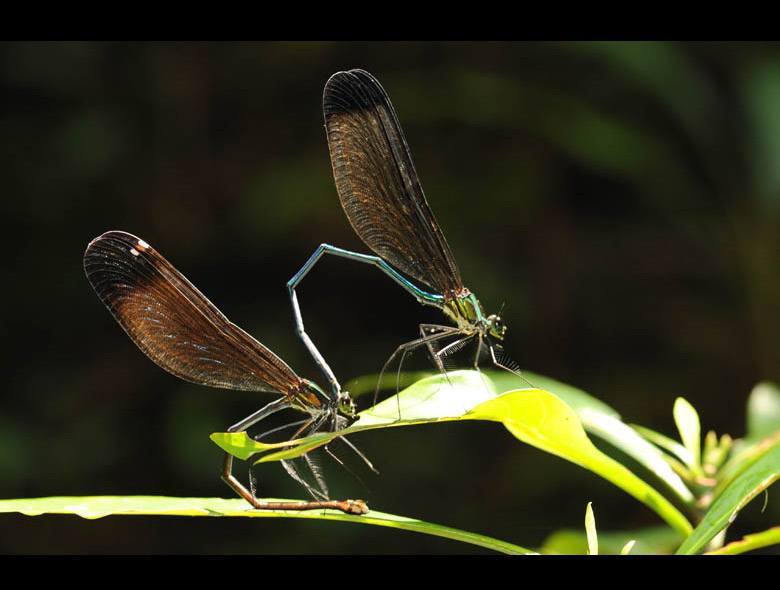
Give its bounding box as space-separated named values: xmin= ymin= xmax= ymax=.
xmin=585 ymin=502 xmax=598 ymax=555
xmin=0 ymin=496 xmax=533 ymax=555
xmin=706 ymin=526 xmax=780 ymax=555
xmin=676 ymin=442 xmax=780 ymax=554
xmin=673 ymin=397 xmax=701 ymax=469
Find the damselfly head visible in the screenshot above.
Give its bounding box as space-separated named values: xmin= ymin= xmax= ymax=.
xmin=299 ymin=380 xmax=356 ymax=427
xmin=486 ymin=314 xmax=507 ymax=340
xmin=337 ymin=390 xmax=357 ymax=419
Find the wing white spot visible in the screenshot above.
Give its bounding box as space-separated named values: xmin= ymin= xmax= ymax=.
xmin=130 ymin=248 xmax=140 ymax=256
xmin=137 ymin=239 xmax=150 ymax=251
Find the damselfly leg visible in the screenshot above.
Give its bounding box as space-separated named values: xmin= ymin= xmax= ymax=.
xmin=221 ymin=397 xmax=365 ymax=513
xmin=372 ymin=325 xmax=465 ymax=420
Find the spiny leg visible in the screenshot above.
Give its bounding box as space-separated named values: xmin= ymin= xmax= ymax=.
xmin=221 ymin=400 xmax=368 ymax=515
xmin=473 ymin=333 xmax=484 ymax=370
xmin=488 ymin=343 xmax=536 ymax=388
xmin=277 ymin=411 xmax=331 ymax=501
xmin=435 ymin=333 xmax=476 ymax=365
xmin=336 ymin=435 xmax=379 ymax=475
xmin=392 ymin=331 xmax=465 ymax=419
xmin=429 ymin=333 xmax=489 ymax=409
xmin=419 ymin=324 xmax=456 ymax=373
xmin=254 ymin=418 xmax=311 ymax=442
xmin=300 ymin=412 xmax=333 ymax=500
xmin=469 ymin=333 xmax=500 ymax=399
xmin=280 ymin=456 xmax=329 ymax=502
xmin=373 ymin=327 xmax=463 ymax=417
xmin=251 ymin=413 xmax=318 ymax=499
xmin=400 ymin=326 xmax=472 ymax=405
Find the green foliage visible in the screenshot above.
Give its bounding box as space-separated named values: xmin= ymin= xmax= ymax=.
xmin=541 ymin=525 xmax=683 ymax=555
xmin=676 ymin=442 xmax=780 ymax=554
xmin=706 ymin=526 xmax=780 ymax=555
xmin=585 ymin=502 xmax=598 ymax=555
xmin=6 ymin=371 xmax=780 ymax=554
xmin=0 ymin=496 xmax=532 ymax=555
xmin=674 ymin=397 xmax=702 ymax=474
xmin=212 ymin=370 xmax=692 ymax=534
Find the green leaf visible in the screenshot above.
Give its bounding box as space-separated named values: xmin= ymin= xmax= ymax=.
xmin=585 ymin=502 xmax=598 ymax=555
xmin=706 ymin=526 xmax=780 ymax=555
xmin=0 ymin=496 xmax=533 ymax=555
xmin=713 ymin=432 xmax=780 ymax=499
xmin=213 ymin=371 xmax=693 ymax=535
xmin=581 ymin=414 xmax=694 ymax=503
xmin=486 ymin=372 xmax=694 ymax=503
xmin=540 ymin=525 xmax=683 ymax=555
xmin=486 ymin=370 xmax=620 ymax=418
xmin=344 ymin=371 xmax=435 ymax=399
xmin=747 ymin=382 xmax=780 ymax=441
xmin=676 ymin=442 xmax=780 ymax=554
xmin=633 ymin=423 xmax=694 ymax=466
xmin=673 ymin=397 xmax=701 ymax=470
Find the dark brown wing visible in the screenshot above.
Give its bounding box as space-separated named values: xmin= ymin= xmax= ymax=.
xmin=83 ymin=231 xmax=303 ymax=394
xmin=324 ymin=69 xmax=464 ymax=296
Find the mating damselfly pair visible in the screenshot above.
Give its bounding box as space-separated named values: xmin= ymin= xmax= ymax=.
xmin=84 ymin=69 xmax=527 ymax=515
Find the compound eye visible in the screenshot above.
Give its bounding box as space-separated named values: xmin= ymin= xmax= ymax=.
xmin=339 ymin=393 xmax=356 ymax=416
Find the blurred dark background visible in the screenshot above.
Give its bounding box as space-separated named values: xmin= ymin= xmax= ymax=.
xmin=1 ymin=41 xmax=779 ymax=554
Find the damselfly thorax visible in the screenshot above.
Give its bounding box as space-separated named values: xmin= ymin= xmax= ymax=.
xmin=441 ymin=289 xmax=506 ymax=341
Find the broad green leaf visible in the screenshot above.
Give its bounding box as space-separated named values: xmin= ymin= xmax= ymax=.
xmin=486 ymin=370 xmax=620 ymax=418
xmin=676 ymin=443 xmax=780 ymax=554
xmin=473 ymin=372 xmax=693 ymax=503
xmin=212 ymin=371 xmax=693 ymax=535
xmin=747 ymin=382 xmax=780 ymax=441
xmin=540 ymin=525 xmax=683 ymax=555
xmin=585 ymin=502 xmax=598 ymax=555
xmin=353 ymin=370 xmax=620 ymax=418
xmin=344 ymin=371 xmax=435 ymax=399
xmin=467 ymin=391 xmax=691 ymax=534
xmin=0 ymin=496 xmax=533 ymax=555
xmin=673 ymin=397 xmax=701 ymax=470
xmin=212 ymin=371 xmax=500 ymax=464
xmin=705 ymin=526 xmax=780 ymax=555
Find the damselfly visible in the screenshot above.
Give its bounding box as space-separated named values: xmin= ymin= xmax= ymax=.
xmin=84 ymin=231 xmax=368 ymax=514
xmin=288 ymin=69 xmax=525 ymax=402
